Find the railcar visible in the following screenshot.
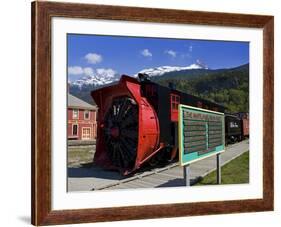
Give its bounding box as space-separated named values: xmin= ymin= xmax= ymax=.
xmin=235 ymin=112 xmax=249 ymax=139
xmin=224 ymin=114 xmax=243 ymax=144
xmin=91 ymin=74 xmax=225 ymax=175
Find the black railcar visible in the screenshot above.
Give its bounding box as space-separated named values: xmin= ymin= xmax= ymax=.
xmin=225 ymin=114 xmax=243 ymax=144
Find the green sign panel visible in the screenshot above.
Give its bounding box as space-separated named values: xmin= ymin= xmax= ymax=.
xmin=179 ymin=104 xmax=225 ymax=166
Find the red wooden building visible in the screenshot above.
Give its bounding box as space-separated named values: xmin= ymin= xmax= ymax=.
xmin=67 ymin=94 xmax=98 ymax=140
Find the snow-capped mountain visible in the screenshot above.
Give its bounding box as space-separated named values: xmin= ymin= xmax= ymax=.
xmin=69 ymin=63 xmax=248 ymax=106
xmin=70 ymin=68 xmax=121 ymax=88
xmin=136 ymin=63 xmax=208 ymax=77
xmin=69 ymin=62 xmax=208 ymax=88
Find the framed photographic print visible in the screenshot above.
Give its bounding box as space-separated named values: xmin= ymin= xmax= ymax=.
xmin=31 ymin=1 xmax=274 ymax=226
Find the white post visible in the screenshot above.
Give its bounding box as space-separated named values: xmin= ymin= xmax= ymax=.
xmin=184 ymin=164 xmax=191 ymax=186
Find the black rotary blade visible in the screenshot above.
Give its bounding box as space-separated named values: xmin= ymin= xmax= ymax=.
xmin=104 ymin=96 xmax=138 ymax=170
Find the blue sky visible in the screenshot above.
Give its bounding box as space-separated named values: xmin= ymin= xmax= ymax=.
xmin=67 ymin=34 xmax=249 ymax=81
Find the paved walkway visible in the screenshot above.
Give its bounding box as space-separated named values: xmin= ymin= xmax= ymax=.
xmin=68 ymin=140 xmax=249 ymax=191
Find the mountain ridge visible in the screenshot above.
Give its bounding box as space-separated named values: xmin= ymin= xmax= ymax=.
xmin=69 ymin=63 xmax=249 ymax=112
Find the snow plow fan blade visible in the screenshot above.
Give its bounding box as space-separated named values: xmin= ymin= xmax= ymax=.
xmin=104 ymin=97 xmax=138 ymax=170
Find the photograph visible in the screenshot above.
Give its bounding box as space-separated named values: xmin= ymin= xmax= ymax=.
xmin=67 ymin=34 xmax=250 ymax=192
xmin=0 ymin=0 xmax=278 ymax=226
xmin=31 ymin=2 xmax=274 ymax=225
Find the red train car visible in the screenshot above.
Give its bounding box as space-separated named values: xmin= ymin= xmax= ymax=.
xmin=241 ymin=115 xmax=249 ymax=138
xmin=235 ymin=112 xmax=249 ymax=139
xmin=91 ymin=74 xmax=224 ymax=175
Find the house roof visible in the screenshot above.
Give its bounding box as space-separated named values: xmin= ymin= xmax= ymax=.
xmin=68 ymin=94 xmax=97 ymax=110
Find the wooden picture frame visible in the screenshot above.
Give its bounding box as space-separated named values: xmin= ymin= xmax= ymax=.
xmin=31 ymin=1 xmax=274 ymax=226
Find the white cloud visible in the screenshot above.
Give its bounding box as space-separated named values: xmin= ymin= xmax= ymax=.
xmin=141 ymin=49 xmax=152 ymax=57
xmin=165 ymin=50 xmax=177 ymax=58
xmin=85 ymin=53 xmax=103 ymax=64
xmin=68 ymin=66 xmax=84 ymax=75
xmin=68 ymin=66 xmax=117 ymax=79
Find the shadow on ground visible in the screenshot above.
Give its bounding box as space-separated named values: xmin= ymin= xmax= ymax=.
xmin=68 ymin=161 xmax=177 ymax=180
xmin=156 ymin=177 xmax=202 ymax=187
xmin=68 ymin=166 xmax=124 ymax=180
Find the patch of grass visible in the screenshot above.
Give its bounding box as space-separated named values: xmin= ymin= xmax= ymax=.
xmin=196 ymin=151 xmax=249 ymax=185
xmin=68 ymin=147 xmax=95 ymax=167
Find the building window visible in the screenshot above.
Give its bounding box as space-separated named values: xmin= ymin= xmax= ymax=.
xmin=72 ymin=124 xmax=78 ymax=136
xmin=73 ymin=109 xmax=79 ymax=119
xmin=171 ymin=94 xmax=180 ymax=110
xmin=84 ymin=110 xmax=90 ymax=120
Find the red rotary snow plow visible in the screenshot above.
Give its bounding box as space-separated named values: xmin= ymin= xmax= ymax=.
xmin=91 ymin=75 xmax=161 ymax=175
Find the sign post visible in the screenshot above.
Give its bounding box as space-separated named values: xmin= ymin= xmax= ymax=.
xmin=178 ymin=105 xmax=225 ymax=185
xmin=183 ymin=164 xmax=191 ymax=186
xmin=216 ymin=153 xmax=221 ymax=184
